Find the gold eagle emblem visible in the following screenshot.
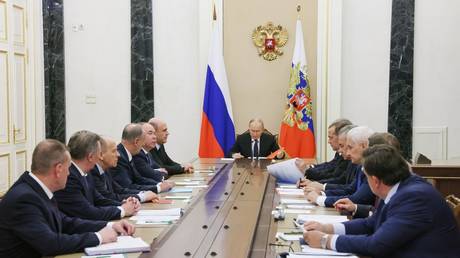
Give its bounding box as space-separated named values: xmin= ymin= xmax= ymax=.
xmin=252 ymin=22 xmax=288 ymax=61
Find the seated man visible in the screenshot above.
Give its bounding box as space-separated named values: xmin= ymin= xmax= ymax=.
xmin=228 ymin=118 xmax=284 ymax=159
xmin=149 ymin=117 xmax=193 ymax=175
xmin=55 ymin=131 xmax=139 ymax=221
xmin=303 ymin=145 xmax=460 ymax=257
xmin=110 ymin=123 xmax=173 ymax=193
xmin=132 ymin=122 xmax=170 ymax=182
xmin=0 ymin=139 xmax=135 ymax=257
xmin=89 ymin=136 xmax=160 ymax=203
xmin=334 ymin=132 xmax=403 ymax=218
xmin=297 ymin=118 xmax=352 ymax=180
xmin=305 ymin=126 xmax=375 ymax=207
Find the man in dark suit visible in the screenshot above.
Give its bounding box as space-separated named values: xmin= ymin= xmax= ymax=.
xmin=305 ymin=126 xmax=376 ymax=207
xmin=132 ymin=122 xmax=171 ymax=183
xmin=228 ymin=118 xmax=285 ymax=159
xmin=303 ymin=145 xmax=460 ymax=257
xmin=110 ymin=123 xmax=173 ymax=192
xmin=0 ymin=140 xmax=135 ymax=258
xmin=89 ymin=136 xmax=160 ymax=203
xmin=297 ymin=119 xmax=353 ymax=185
xmin=149 ymin=117 xmax=193 ymax=175
xmin=54 ymin=130 xmax=139 ymax=221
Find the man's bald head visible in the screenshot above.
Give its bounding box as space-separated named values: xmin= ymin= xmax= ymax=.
xmin=148 ymin=117 xmax=169 ymax=144
xmin=31 ymin=139 xmax=70 ymax=175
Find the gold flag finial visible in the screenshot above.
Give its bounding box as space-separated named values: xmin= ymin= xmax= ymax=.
xmin=297 ymin=5 xmax=301 ymax=12
xmin=213 ymin=3 xmax=217 ymax=21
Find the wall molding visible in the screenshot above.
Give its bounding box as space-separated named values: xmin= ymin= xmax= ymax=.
xmin=413 ymin=126 xmax=447 ymax=160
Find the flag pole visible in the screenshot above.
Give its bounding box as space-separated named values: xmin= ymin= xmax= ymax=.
xmin=297 ymin=5 xmax=301 ymax=20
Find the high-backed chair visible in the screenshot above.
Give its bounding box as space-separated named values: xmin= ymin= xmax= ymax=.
xmin=446 ymin=194 xmax=460 ymax=227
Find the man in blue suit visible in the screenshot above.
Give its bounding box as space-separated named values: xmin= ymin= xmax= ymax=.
xmin=305 ymin=126 xmax=376 ymax=207
xmin=110 ymin=123 xmax=172 ymax=193
xmin=89 ymin=136 xmax=160 ymax=203
xmin=54 ymin=130 xmax=139 ymax=221
xmin=0 ymin=140 xmax=135 ymax=258
xmin=303 ymin=145 xmax=460 ymax=258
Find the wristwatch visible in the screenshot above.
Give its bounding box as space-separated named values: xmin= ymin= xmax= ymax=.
xmin=320 ymin=234 xmax=329 ymax=249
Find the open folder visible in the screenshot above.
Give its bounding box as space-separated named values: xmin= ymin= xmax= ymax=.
xmin=267 ymin=158 xmax=304 ymax=183
xmin=84 ymin=236 xmax=150 ymax=255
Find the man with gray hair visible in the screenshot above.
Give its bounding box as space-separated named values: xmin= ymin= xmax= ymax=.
xmin=0 ymin=139 xmax=135 ymax=257
xmin=55 ymin=130 xmax=139 ymax=221
xmin=305 ymin=126 xmax=376 ymax=207
xmin=110 ymin=123 xmax=171 ymax=193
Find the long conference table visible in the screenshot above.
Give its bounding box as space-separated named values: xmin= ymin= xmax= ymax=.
xmin=56 ymin=158 xmax=345 ymax=258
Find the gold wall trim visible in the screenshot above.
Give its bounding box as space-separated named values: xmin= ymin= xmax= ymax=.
xmin=0 ymin=152 xmax=11 ymax=195
xmin=0 ymin=50 xmax=10 ymax=144
xmin=13 ymin=52 xmax=26 ymax=144
xmin=12 ymin=4 xmax=25 ymax=46
xmin=0 ymin=0 xmax=7 ymax=42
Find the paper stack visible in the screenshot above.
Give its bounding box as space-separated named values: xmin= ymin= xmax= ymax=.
xmin=84 ymin=236 xmax=150 ymax=255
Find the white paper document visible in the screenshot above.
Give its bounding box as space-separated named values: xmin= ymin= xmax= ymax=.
xmin=174 ymin=181 xmax=200 ymax=186
xmin=276 ymin=232 xmax=303 ymax=241
xmin=286 ymin=204 xmax=315 ymax=209
xmin=169 ymin=188 xmax=193 ymax=193
xmin=130 ymin=215 xmax=180 ymax=222
xmin=277 ymin=183 xmax=298 ymax=189
xmin=301 ymin=245 xmax=357 ymax=256
xmin=284 ymin=209 xmax=312 ymax=214
xmin=82 ymin=254 xmax=125 ymax=258
xmin=280 ymin=198 xmax=312 ymax=205
xmin=136 ymin=208 xmax=181 ymax=217
xmin=84 ymin=236 xmax=150 ymax=255
xmin=267 ymin=158 xmax=304 ymax=183
xmin=296 ymin=214 xmax=348 ymax=224
xmin=165 ymin=195 xmax=192 ymax=200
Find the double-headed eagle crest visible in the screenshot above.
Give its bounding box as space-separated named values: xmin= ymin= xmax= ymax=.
xmin=252 ymin=22 xmax=288 ymax=61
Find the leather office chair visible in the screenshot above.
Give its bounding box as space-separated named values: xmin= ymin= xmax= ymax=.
xmin=446 ymin=194 xmax=460 ymax=227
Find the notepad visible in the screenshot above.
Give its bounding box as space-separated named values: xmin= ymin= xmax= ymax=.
xmin=301 ymin=245 xmax=357 ymax=256
xmin=130 ymin=215 xmax=180 ymax=222
xmin=286 ymin=204 xmax=315 ymax=209
xmin=184 ymin=185 xmax=208 ymax=188
xmin=82 ymin=254 xmax=125 ymax=258
xmin=174 ymin=181 xmax=200 ymax=186
xmin=136 ymin=208 xmax=181 ymax=216
xmin=280 ymin=198 xmax=312 ymax=205
xmin=165 ymin=195 xmax=192 ymax=200
xmin=169 ymin=188 xmax=193 ymax=193
xmin=135 ymin=220 xmax=174 ymax=225
xmin=277 ymin=183 xmax=298 ymax=189
xmin=296 ymin=214 xmax=348 ymax=224
xmin=276 ymin=232 xmax=303 ymax=241
xmin=84 ymin=236 xmax=150 ymax=255
xmin=284 ymin=209 xmax=312 ymax=214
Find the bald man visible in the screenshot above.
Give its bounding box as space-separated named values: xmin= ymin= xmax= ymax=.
xmin=0 ymin=140 xmax=134 ymax=257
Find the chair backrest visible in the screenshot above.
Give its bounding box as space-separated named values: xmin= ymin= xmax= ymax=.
xmin=446 ymin=194 xmax=460 ymax=227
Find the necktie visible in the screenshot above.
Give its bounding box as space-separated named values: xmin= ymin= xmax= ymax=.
xmin=253 ymin=140 xmax=259 ymax=160
xmin=146 ymin=152 xmax=152 ymax=166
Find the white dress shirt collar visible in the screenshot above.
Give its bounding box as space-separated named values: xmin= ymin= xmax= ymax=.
xmin=96 ymin=163 xmax=105 ymax=175
xmin=384 ymin=182 xmax=400 ymax=204
xmin=122 ymin=145 xmax=133 ymax=162
xmin=28 ymin=171 xmax=53 ymax=199
xmin=71 ymin=161 xmax=87 ymax=177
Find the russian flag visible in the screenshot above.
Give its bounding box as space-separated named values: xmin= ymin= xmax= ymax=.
xmin=199 ymin=19 xmax=235 ymax=158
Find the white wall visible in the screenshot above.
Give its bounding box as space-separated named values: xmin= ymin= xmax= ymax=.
xmin=153 ymin=0 xmax=207 ymax=163
xmin=64 ymin=0 xmax=131 ymax=141
xmin=340 ymin=0 xmax=392 ymax=132
xmin=413 ymin=0 xmax=460 ymax=159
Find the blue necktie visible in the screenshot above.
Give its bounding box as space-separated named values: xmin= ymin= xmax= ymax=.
xmin=253 ymin=140 xmax=259 ymax=159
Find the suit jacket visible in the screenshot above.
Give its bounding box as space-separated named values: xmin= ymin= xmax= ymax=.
xmin=89 ymin=165 xmax=141 ymax=202
xmin=0 ymin=172 xmax=106 ymax=258
xmin=227 ymin=132 xmax=280 ymax=158
xmin=110 ymin=144 xmax=159 ymax=192
xmin=336 ymin=175 xmax=460 ymax=257
xmin=324 ymin=165 xmax=375 ymax=207
xmin=306 ymin=152 xmax=342 ymax=180
xmin=132 ymin=150 xmax=165 ymax=182
xmin=150 ymin=144 xmax=184 ymax=175
xmin=319 ymin=160 xmax=355 ymax=185
xmin=54 ymin=163 xmax=121 ymax=221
